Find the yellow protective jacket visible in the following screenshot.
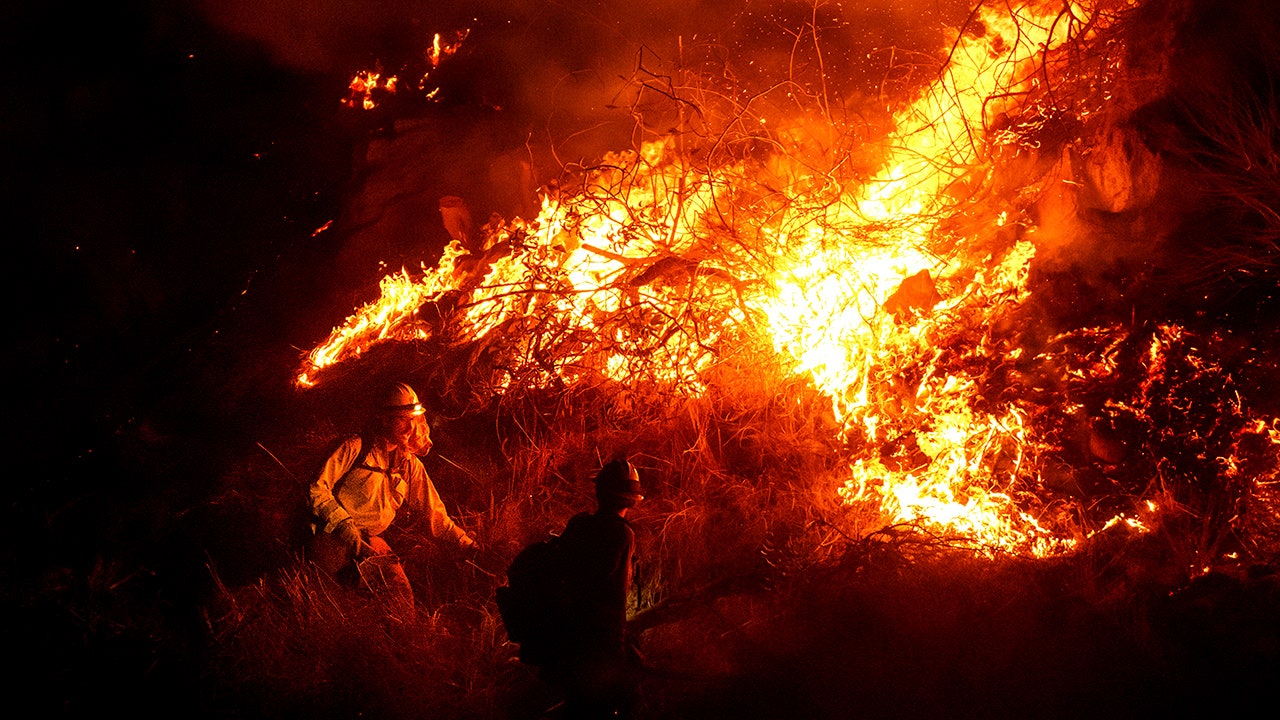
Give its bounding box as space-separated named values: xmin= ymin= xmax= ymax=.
xmin=309 ymin=435 xmax=471 ymax=545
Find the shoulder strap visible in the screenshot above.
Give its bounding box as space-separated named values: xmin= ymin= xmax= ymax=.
xmin=349 ymin=433 xmax=399 ymax=476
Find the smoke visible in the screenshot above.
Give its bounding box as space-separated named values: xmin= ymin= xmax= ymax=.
xmin=193 ymin=0 xmax=972 ymax=135
xmin=191 ymin=0 xmax=981 ymax=288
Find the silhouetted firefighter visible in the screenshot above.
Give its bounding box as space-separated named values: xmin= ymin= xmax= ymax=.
xmin=498 ymin=458 xmax=645 ymax=718
xmin=307 ymin=381 xmax=479 ymax=619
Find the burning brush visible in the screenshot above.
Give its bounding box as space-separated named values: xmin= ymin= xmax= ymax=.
xmin=298 ymin=0 xmax=1280 ymax=563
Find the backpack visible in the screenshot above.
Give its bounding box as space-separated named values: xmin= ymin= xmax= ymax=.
xmin=495 ymin=533 xmax=575 ymax=667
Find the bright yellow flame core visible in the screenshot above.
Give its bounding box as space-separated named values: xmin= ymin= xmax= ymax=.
xmin=301 ymin=1 xmax=1132 ymax=556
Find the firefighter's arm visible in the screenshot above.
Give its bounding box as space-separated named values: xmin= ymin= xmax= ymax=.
xmin=409 ymin=463 xmax=479 ymax=551
xmin=309 ymin=438 xmax=360 ymax=533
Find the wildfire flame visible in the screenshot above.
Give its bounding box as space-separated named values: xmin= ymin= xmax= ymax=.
xmin=420 ymin=29 xmax=470 ymax=95
xmin=300 ymin=1 xmax=1278 ymax=557
xmin=343 ymin=66 xmax=397 ymax=110
xmin=343 ymin=29 xmax=470 ymax=110
xmin=428 ymin=30 xmax=469 ymax=70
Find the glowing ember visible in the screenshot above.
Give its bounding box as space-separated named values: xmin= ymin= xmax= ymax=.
xmin=420 ymin=29 xmax=470 ymax=97
xmin=343 ymin=29 xmax=470 ymax=110
xmin=343 ymin=67 xmax=397 ymax=110
xmin=428 ymin=30 xmax=468 ymax=69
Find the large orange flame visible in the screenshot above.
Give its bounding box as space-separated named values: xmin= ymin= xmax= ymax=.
xmin=298 ymin=2 xmax=1264 ymax=556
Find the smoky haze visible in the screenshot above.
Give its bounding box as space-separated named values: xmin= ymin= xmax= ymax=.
xmin=182 ymin=0 xmax=978 ymax=299
xmin=195 ymin=0 xmax=972 ymax=144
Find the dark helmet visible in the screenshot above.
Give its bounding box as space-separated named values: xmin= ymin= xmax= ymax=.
xmin=379 ymin=381 xmax=426 ymax=417
xmin=593 ymin=458 xmax=644 ymax=506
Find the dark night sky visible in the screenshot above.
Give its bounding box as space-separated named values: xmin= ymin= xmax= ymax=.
xmin=6 ymin=3 xmax=343 ymax=523
xmin=2 ymin=6 xmax=409 ymax=647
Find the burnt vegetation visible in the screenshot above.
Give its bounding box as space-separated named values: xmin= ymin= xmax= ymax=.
xmin=15 ymin=1 xmax=1280 ymax=719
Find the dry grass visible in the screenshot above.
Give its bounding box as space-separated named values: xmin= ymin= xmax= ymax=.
xmin=200 ymin=318 xmax=1280 ymax=718
xmin=202 ymin=560 xmax=517 ymax=720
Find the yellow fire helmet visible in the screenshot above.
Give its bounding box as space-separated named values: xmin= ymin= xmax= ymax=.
xmin=381 ymin=381 xmax=426 ymax=416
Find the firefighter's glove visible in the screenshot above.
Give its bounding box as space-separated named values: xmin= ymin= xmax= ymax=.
xmin=458 ymin=534 xmax=480 ymax=557
xmin=335 ymin=518 xmax=370 ymax=555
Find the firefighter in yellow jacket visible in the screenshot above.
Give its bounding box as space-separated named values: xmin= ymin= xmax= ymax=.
xmin=307 ymin=381 xmax=478 ymax=614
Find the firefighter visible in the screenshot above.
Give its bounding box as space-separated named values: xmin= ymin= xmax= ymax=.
xmin=544 ymin=457 xmax=646 ymax=719
xmin=306 ymin=381 xmax=478 ymax=616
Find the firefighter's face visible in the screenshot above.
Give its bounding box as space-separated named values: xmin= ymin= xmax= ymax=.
xmin=390 ymin=413 xmax=411 ymax=437
xmin=387 ymin=412 xmax=432 ymax=455
xmin=388 ymin=412 xmax=414 ymax=444
xmin=412 ymin=416 xmax=433 ymax=455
